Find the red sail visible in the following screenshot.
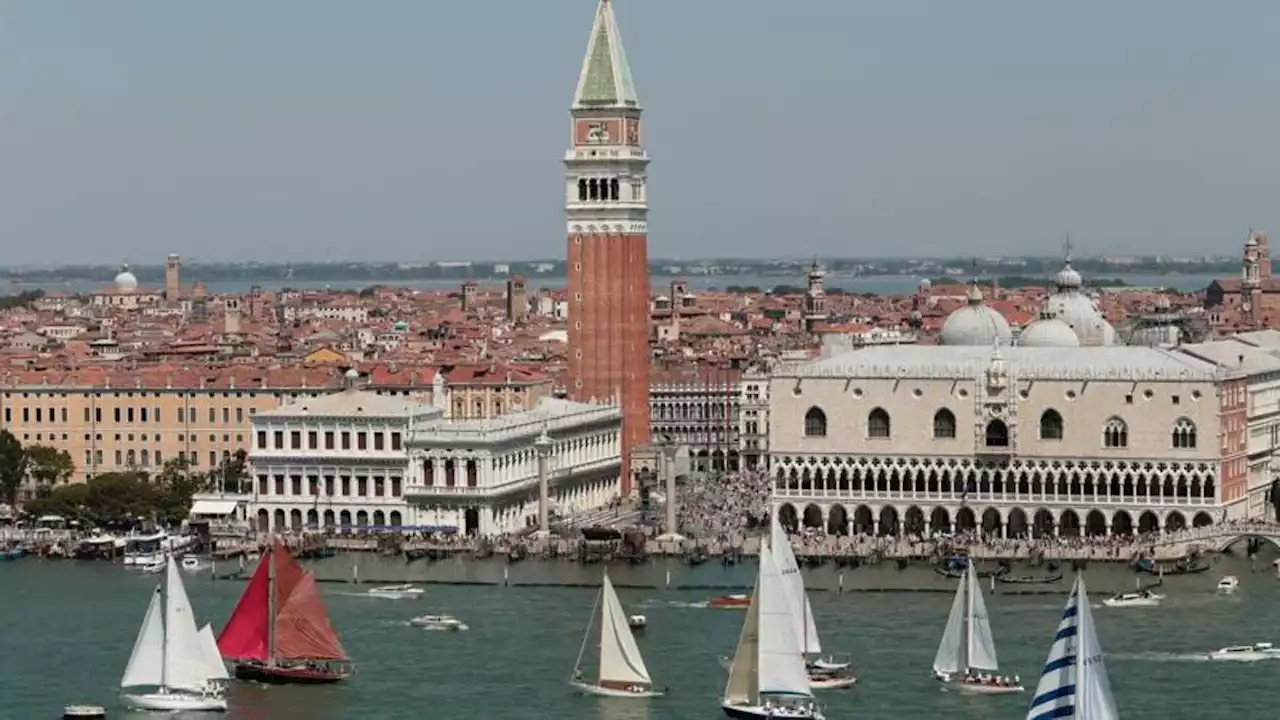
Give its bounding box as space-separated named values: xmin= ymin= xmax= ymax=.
xmin=217 ymin=540 xmax=307 ymax=662
xmin=216 ymin=549 xmax=272 ymax=661
xmin=274 ymin=570 xmax=349 ymax=661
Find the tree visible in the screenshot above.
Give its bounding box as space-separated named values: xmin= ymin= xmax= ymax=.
xmin=0 ymin=429 xmax=28 ymax=507
xmin=25 ymin=445 xmax=75 ymax=489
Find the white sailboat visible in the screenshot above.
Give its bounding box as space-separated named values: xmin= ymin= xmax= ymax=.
xmin=570 ymin=570 xmax=664 ymax=698
xmin=933 ymin=560 xmax=1023 ymax=694
xmin=120 ymin=558 xmax=228 ymax=712
xmin=721 ymin=543 xmax=824 ymax=720
xmin=1025 ymin=573 xmax=1119 ymax=720
xmin=769 ymin=518 xmax=855 ymax=689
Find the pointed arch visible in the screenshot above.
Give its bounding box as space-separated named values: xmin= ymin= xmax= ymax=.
xmin=1172 ymin=418 xmax=1197 ymax=449
xmin=1103 ymin=416 xmax=1128 ymax=448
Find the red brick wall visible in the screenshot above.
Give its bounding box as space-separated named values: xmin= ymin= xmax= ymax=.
xmin=567 ymin=230 xmax=651 ymax=494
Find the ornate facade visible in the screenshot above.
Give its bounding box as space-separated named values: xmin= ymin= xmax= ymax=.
xmin=769 ymin=345 xmax=1226 ymax=538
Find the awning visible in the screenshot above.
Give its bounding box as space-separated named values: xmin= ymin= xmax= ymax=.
xmin=189 ymin=499 xmax=240 ymax=516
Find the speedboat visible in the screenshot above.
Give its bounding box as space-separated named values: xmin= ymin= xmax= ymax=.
xmin=367 ymin=584 xmax=424 ymax=599
xmin=410 ymin=614 xmax=467 ymax=631
xmin=1216 ymin=576 xmax=1240 ymax=594
xmin=628 ymin=614 xmax=647 ymax=630
xmin=1207 ymin=642 xmax=1280 ymax=662
xmin=180 ymin=556 xmax=204 ymax=572
xmin=61 ymin=705 xmax=107 ymax=720
xmin=140 ymin=559 xmax=166 ymax=575
xmin=1102 ymin=590 xmax=1163 ymax=608
xmin=708 ymin=594 xmax=752 ymax=609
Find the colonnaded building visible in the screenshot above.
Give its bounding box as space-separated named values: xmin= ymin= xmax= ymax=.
xmin=768 ymin=259 xmax=1261 ymax=539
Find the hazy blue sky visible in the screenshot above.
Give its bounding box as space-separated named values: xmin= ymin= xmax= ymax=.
xmin=1 ymin=0 xmax=1277 ymax=265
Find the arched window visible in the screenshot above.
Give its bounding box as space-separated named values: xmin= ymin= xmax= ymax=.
xmin=577 ymin=178 xmax=588 ymax=202
xmin=932 ymin=408 xmax=956 ymax=439
xmin=1172 ymin=418 xmax=1197 ymax=449
xmin=985 ymin=419 xmax=1010 ymax=447
xmin=1039 ymin=409 xmax=1064 ymax=440
xmin=125 ymin=449 xmax=136 ymax=466
xmin=609 ymin=177 xmax=620 ymax=201
xmin=804 ymin=407 xmax=827 ymax=437
xmin=868 ymin=407 xmax=891 ymax=438
xmin=1103 ymin=417 xmax=1128 ymax=449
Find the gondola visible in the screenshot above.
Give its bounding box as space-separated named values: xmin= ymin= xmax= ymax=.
xmin=995 ymin=572 xmax=1064 ymax=585
xmin=684 ymin=549 xmax=709 ymax=567
xmin=934 ymin=565 xmax=1009 ymax=580
xmin=1132 ymin=556 xmax=1210 ymax=576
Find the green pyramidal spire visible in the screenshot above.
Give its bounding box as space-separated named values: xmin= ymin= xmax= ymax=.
xmin=572 ymin=0 xmax=640 ymax=109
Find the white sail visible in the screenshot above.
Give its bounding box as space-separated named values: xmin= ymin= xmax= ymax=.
xmin=198 ymin=624 xmax=230 ymax=681
xmin=1026 ymin=574 xmax=1119 ymax=720
xmin=932 ymin=569 xmax=967 ymax=675
xmin=723 ymin=586 xmax=760 ymax=705
xmin=770 ymin=516 xmax=821 ymax=655
xmin=966 ymin=563 xmax=1000 ymax=672
xmin=162 ymin=557 xmax=215 ymax=692
xmin=597 ymin=573 xmax=652 ymax=686
xmin=756 ymin=544 xmax=813 ymax=698
xmin=121 ymin=587 xmax=166 ymax=689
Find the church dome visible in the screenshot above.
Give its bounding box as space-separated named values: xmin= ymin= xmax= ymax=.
xmin=939 ymin=283 xmax=1012 ymax=346
xmin=1044 ymin=292 xmax=1117 ymax=346
xmin=1018 ymin=315 xmax=1080 ymax=348
xmin=1054 ymin=262 xmax=1082 ymax=291
xmin=114 ymin=264 xmax=138 ymax=293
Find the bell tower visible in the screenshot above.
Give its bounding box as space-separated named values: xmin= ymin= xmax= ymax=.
xmin=566 ymin=0 xmax=650 ymax=494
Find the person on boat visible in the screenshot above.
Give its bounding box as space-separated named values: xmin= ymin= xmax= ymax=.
xmin=572 ymin=669 xmax=584 ymax=683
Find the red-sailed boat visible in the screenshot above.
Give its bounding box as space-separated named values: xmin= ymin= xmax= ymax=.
xmin=217 ymin=538 xmax=352 ymax=684
xmin=708 ymin=593 xmax=752 ymax=609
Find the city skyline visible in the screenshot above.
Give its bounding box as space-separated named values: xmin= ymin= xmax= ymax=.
xmin=2 ymin=1 xmax=1279 ymax=263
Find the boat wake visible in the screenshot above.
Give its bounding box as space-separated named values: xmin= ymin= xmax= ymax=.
xmin=636 ymin=599 xmax=707 ymax=609
xmin=1107 ymin=651 xmax=1210 ymax=663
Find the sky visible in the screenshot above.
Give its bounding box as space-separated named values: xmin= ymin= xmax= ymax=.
xmin=1 ymin=0 xmax=1278 ymax=265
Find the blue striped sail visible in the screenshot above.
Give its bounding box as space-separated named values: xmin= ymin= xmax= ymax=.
xmin=1026 ymin=574 xmax=1119 ymax=720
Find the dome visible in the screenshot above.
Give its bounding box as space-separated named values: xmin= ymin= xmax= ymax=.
xmin=1054 ymin=262 xmax=1082 ymax=291
xmin=113 ymin=264 xmax=138 ymax=293
xmin=1018 ymin=315 xmax=1081 ymax=348
xmin=939 ymin=283 xmax=1012 ymax=346
xmin=1044 ymin=292 xmax=1117 ymax=346
xmin=344 ymin=368 xmax=360 ymax=379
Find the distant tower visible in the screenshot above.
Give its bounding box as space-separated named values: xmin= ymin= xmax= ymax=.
xmin=165 ymin=253 xmax=181 ymax=303
xmin=1243 ymin=230 xmax=1264 ymax=324
xmin=460 ymin=281 xmax=478 ymax=313
xmin=506 ymin=276 xmax=528 ymax=321
xmin=566 ymin=0 xmax=650 ymax=493
xmin=224 ymin=298 xmax=242 ymax=335
xmin=803 ymin=260 xmax=828 ymax=333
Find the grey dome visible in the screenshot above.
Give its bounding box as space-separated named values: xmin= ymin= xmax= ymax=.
xmin=1054 ymin=262 xmax=1082 ymax=291
xmin=114 ymin=264 xmax=138 ymax=293
xmin=1041 ymin=259 xmax=1117 ymax=346
xmin=1018 ymin=316 xmax=1080 ymax=347
xmin=939 ymin=283 xmax=1012 ymax=346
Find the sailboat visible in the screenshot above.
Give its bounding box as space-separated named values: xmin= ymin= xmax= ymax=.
xmin=569 ymin=570 xmax=665 ymax=698
xmin=769 ymin=518 xmax=856 ymax=689
xmin=120 ymin=557 xmax=228 ymax=712
xmin=217 ymin=538 xmax=352 ymax=684
xmin=1025 ymin=573 xmax=1120 ymax=720
xmin=932 ymin=560 xmax=1023 ymax=694
xmin=721 ymin=543 xmax=824 ymax=720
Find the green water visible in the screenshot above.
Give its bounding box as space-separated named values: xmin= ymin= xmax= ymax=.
xmin=2 ymin=555 xmax=1277 ymax=720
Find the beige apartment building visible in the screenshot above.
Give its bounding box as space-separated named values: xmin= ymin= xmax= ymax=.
xmin=0 ymin=362 xmax=556 ymax=495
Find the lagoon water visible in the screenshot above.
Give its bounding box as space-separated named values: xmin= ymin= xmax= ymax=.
xmin=1 ymin=554 xmax=1276 ymax=720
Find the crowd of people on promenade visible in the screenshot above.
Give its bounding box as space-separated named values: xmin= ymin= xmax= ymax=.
xmin=674 ymin=469 xmax=773 ymax=545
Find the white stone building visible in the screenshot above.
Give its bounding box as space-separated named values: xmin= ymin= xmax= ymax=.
xmin=245 ymin=382 xmax=434 ymax=532
xmin=404 ymin=397 xmax=623 ymax=536
xmin=769 ymin=344 xmax=1225 ymax=539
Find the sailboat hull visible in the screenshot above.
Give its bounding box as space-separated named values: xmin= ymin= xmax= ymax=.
xmin=808 ymin=674 xmax=858 ymax=690
xmin=570 ymin=680 xmax=665 ymax=698
xmin=935 ymin=674 xmax=1024 ymax=695
xmin=233 ymin=662 xmax=350 ymax=684
xmin=721 ymin=702 xmax=825 ymax=719
xmin=121 ymin=691 xmax=228 ymax=712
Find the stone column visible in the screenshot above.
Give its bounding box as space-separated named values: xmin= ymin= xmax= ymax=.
xmin=660 ymin=445 xmax=682 ymax=540
xmin=535 ymin=430 xmax=553 ymax=536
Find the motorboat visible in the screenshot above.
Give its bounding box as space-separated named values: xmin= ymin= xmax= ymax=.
xmin=1101 ymin=590 xmax=1164 ymax=608
xmin=410 ymin=614 xmax=468 ymax=631
xmin=1207 ymin=642 xmax=1280 ymax=662
xmin=1216 ymin=576 xmax=1240 ymax=594
xmin=141 ymin=559 xmax=166 ymax=575
xmin=628 ymin=614 xmax=648 ymax=630
xmin=569 ymin=571 xmax=665 ymax=698
xmin=708 ymin=594 xmax=752 ymax=609
xmin=180 ymin=556 xmax=204 ymax=572
xmin=61 ymin=705 xmax=106 ymax=720
xmin=366 ymin=584 xmax=424 ymax=600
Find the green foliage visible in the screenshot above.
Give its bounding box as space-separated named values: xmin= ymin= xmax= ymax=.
xmin=0 ymin=289 xmax=44 ymax=311
xmin=24 ymin=444 xmax=74 ymax=486
xmin=0 ymin=429 xmax=28 ymax=506
xmin=23 ymin=455 xmax=220 ymax=525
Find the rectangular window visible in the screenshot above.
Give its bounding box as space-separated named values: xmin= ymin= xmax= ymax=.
xmin=356 ymin=476 xmax=368 ymax=496
xmin=206 ymin=407 xmax=214 ymax=423
xmin=83 ymin=407 xmax=90 ymax=423
xmin=290 ymin=475 xmax=302 ymax=495
xmin=177 ymin=407 xmax=184 ymax=423
xmin=236 ymin=408 xmax=243 ymax=423
xmin=324 ymin=476 xmax=335 ymax=495
xmin=340 ymin=476 xmax=351 ymax=496
xmin=127 ymin=407 xmax=135 ymax=423
xmin=113 ymin=407 xmax=120 ymax=423
xmin=391 ymin=432 xmax=402 ymax=450
xmin=114 ymin=450 xmax=122 ymax=465
xmin=307 ymin=431 xmax=318 ymax=450
xmin=258 ymin=475 xmax=269 ymax=495
xmin=373 ymin=476 xmax=384 ymax=497
xmin=257 ymin=431 xmax=267 ymax=449
xmin=209 ymin=451 xmax=216 ymax=467
xmin=274 ymin=475 xmax=285 ymax=495
xmin=273 ymin=430 xmax=284 ymax=449
xmin=95 ymin=449 xmax=103 ymax=466
xmin=324 ymin=431 xmax=335 ymax=450
xmin=290 ymin=431 xmax=301 ymax=449
xmin=139 ymin=407 xmax=148 ymax=423
xmin=34 ymin=407 xmax=42 ymax=423
xmin=84 ymin=449 xmax=92 ymax=466
xmin=95 ymin=407 xmax=103 ymax=423
xmin=357 ymin=432 xmax=367 ymax=450
xmin=3 ymin=408 xmax=10 ymax=424
xmin=373 ymin=433 xmax=384 ymax=451
xmin=154 ymin=407 xmax=161 ymax=423
xmin=60 ymin=408 xmax=67 ymax=423
xmin=341 ymin=432 xmax=351 ymax=450
xmin=391 ymin=477 xmax=402 ymax=497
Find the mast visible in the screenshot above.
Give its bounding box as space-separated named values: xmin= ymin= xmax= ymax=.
xmin=964 ymin=562 xmax=974 ymax=674
xmin=160 ymin=565 xmax=170 ymax=690
xmin=267 ymin=542 xmax=276 ymax=667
